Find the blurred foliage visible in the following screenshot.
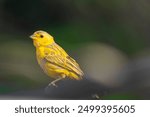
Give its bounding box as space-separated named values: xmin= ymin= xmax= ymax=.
xmin=0 ymin=75 xmax=38 ymax=94
xmin=0 ymin=0 xmax=147 ymax=55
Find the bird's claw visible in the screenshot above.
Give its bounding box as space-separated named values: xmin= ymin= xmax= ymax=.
xmin=50 ymin=82 xmax=58 ymax=87
xmin=44 ymin=82 xmax=58 ymax=93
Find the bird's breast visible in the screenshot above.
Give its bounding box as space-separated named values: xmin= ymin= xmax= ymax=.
xmin=36 ymin=47 xmax=46 ymax=67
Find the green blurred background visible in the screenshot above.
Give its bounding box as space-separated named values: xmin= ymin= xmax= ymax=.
xmin=0 ymin=0 xmax=150 ymax=99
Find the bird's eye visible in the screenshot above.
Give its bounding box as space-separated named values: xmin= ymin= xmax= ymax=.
xmin=40 ymin=35 xmax=44 ymax=38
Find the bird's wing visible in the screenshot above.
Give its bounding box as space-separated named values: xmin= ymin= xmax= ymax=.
xmin=44 ymin=43 xmax=83 ymax=76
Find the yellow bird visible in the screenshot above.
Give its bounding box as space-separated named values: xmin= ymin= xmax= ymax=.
xmin=30 ymin=30 xmax=84 ymax=86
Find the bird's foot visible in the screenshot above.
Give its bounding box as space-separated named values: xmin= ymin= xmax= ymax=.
xmin=49 ymin=82 xmax=58 ymax=87
xmin=44 ymin=82 xmax=57 ymax=93
xmin=45 ymin=78 xmax=64 ymax=92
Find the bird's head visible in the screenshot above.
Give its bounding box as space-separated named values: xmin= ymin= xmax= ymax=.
xmin=30 ymin=30 xmax=54 ymax=47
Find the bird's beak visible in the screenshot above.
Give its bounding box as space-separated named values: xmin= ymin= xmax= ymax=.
xmin=30 ymin=34 xmax=36 ymax=39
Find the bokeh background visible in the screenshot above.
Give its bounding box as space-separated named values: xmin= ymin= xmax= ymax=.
xmin=0 ymin=0 xmax=150 ymax=99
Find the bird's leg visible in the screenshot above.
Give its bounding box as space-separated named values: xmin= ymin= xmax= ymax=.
xmin=49 ymin=73 xmax=66 ymax=87
xmin=45 ymin=74 xmax=66 ymax=93
xmin=49 ymin=77 xmax=64 ymax=87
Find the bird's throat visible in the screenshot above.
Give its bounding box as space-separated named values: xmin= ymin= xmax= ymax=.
xmin=33 ymin=39 xmax=54 ymax=47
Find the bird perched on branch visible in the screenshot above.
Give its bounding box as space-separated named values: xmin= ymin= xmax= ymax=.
xmin=30 ymin=30 xmax=84 ymax=87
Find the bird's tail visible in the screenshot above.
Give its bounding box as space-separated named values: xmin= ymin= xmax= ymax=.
xmin=69 ymin=72 xmax=83 ymax=80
